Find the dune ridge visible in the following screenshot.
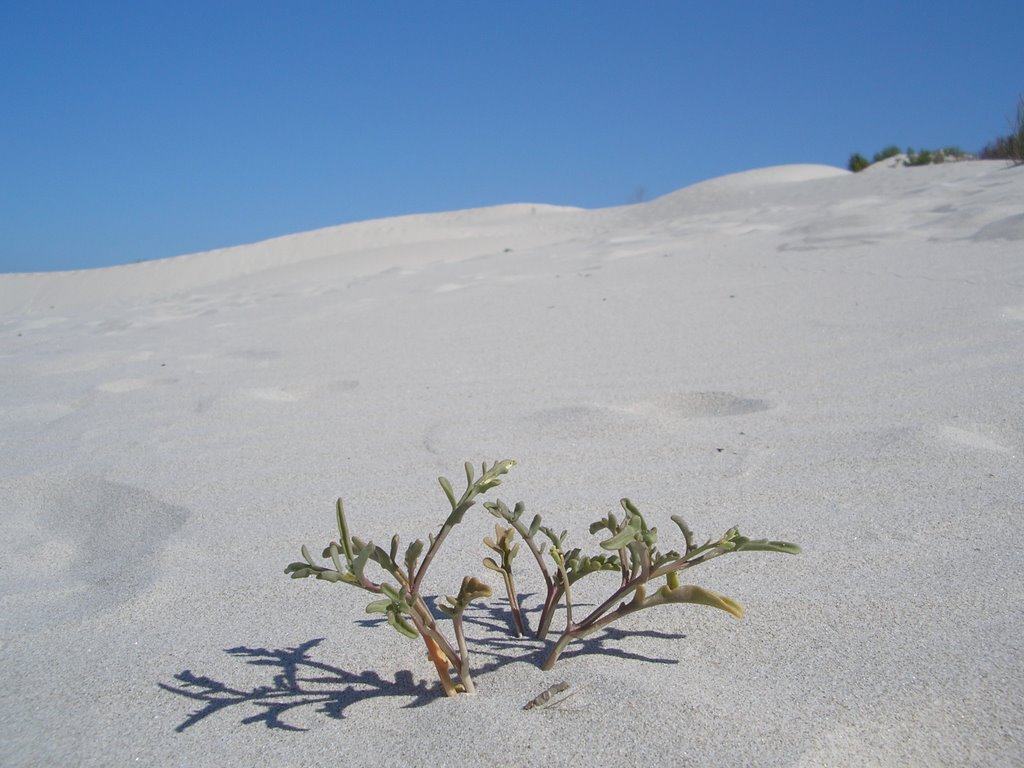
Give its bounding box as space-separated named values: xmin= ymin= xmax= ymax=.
xmin=1 ymin=161 xmax=1021 ymax=766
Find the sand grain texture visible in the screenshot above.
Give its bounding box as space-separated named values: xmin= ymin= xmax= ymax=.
xmin=1 ymin=162 xmax=1021 ymax=766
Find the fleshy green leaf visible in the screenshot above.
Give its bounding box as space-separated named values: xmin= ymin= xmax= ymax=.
xmin=620 ymin=498 xmax=642 ymax=518
xmin=327 ymin=542 xmax=344 ymax=574
xmin=404 ymin=539 xmax=424 ymax=574
xmin=301 ymin=544 xmax=316 ymax=567
xmin=443 ymin=575 xmax=494 ymax=616
xmin=352 ymin=541 xmax=373 ymax=578
xmin=660 ymin=585 xmax=745 ymax=618
xmin=733 ymin=538 xmax=801 ymax=555
xmin=439 ymin=476 xmax=456 ymax=508
xmin=600 ymin=516 xmax=642 ymax=550
xmin=670 ymin=515 xmax=696 ymax=553
xmin=335 ymin=498 xmax=353 ymax=562
xmin=459 ymin=576 xmax=493 ymax=603
xmin=380 ymin=583 xmax=404 ymax=604
xmin=387 ymin=610 xmax=419 ymax=639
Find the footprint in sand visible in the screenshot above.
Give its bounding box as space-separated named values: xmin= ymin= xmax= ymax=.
xmin=243 ymin=387 xmax=307 ymax=402
xmin=96 ymin=377 xmax=177 ymax=393
xmin=17 ymin=316 xmax=69 ymax=332
xmin=2 ymin=401 xmax=78 ymax=424
xmin=536 ymin=392 xmax=770 ymax=429
xmin=433 ymin=282 xmax=468 ymax=293
xmin=226 ymin=348 xmax=283 ymax=362
xmin=2 ymin=475 xmax=188 ymax=632
xmin=939 ymin=425 xmax=1016 ymax=455
xmin=239 ymin=380 xmax=358 ymax=403
xmin=423 ymin=391 xmax=771 ymax=456
xmin=970 ymin=212 xmax=1024 ymax=242
xmin=628 ymin=391 xmax=772 ymax=419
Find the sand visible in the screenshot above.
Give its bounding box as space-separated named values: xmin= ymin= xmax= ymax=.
xmin=1 ymin=160 xmax=1021 ymax=766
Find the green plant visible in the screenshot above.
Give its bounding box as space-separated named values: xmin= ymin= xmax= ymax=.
xmin=285 ymin=460 xmax=516 ymax=695
xmin=286 ymin=460 xmax=800 ymax=696
xmin=1009 ymin=95 xmax=1023 ymax=165
xmin=980 ymin=135 xmax=1015 ymax=161
xmin=848 ymin=153 xmax=869 ymax=172
xmin=484 ymin=496 xmax=799 ymax=669
xmin=873 ymin=145 xmax=901 ymax=163
xmin=906 ymin=148 xmax=933 ymax=167
xmin=980 ymin=95 xmax=1024 ymax=165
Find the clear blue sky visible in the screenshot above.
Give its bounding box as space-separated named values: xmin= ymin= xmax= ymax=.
xmin=2 ymin=1 xmax=1021 ymax=273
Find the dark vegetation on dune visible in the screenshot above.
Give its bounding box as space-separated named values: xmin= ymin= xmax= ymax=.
xmin=848 ymin=95 xmax=1024 ymax=172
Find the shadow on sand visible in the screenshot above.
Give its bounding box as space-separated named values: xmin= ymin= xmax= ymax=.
xmin=159 ymin=638 xmax=435 ymax=732
xmin=160 ymin=599 xmax=686 ymax=731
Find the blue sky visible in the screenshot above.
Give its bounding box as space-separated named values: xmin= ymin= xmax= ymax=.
xmin=2 ymin=1 xmax=1021 ymax=273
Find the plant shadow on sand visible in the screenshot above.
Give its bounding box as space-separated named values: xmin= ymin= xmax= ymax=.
xmin=461 ymin=596 xmax=687 ymax=672
xmin=160 ymin=598 xmax=685 ymax=732
xmin=159 ymin=638 xmax=435 ymax=732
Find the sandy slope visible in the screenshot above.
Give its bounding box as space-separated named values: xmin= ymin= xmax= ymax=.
xmin=1 ymin=161 xmax=1022 ymax=766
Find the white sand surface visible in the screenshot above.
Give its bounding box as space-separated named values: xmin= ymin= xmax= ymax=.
xmin=1 ymin=161 xmax=1022 ymax=766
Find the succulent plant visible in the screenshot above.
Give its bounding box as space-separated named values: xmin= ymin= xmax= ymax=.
xmin=286 ymin=459 xmax=800 ymax=696
xmin=286 ymin=460 xmax=516 ymax=695
xmin=485 ymin=495 xmax=799 ymax=669
xmin=482 ymin=523 xmax=526 ymax=636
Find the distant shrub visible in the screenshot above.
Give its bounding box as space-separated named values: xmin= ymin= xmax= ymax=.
xmin=849 ymin=144 xmax=964 ymax=171
xmin=906 ymin=148 xmax=933 ymax=166
xmin=872 ymin=145 xmax=901 ymax=163
xmin=980 ymin=95 xmax=1024 ymax=165
xmin=848 ymin=153 xmax=870 ymax=172
xmin=1007 ymin=96 xmax=1022 ymax=163
xmin=980 ymin=136 xmax=1015 ymax=160
xmin=847 ymin=105 xmax=1024 ymax=171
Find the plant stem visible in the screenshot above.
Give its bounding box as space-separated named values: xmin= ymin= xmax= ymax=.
xmin=411 ymin=601 xmax=458 ymax=659
xmin=421 ymin=634 xmax=457 ymax=696
xmin=535 ymin=585 xmax=564 ymax=640
xmin=516 ymin=525 xmax=554 ymax=589
xmin=575 ymin=578 xmax=642 ymax=631
xmin=413 ymin=517 xmax=459 ymax=594
xmin=406 ymin=597 xmax=477 ymax=696
xmin=542 ymin=632 xmax=574 ymax=671
xmin=452 ymin=614 xmax=476 ymax=694
xmin=492 ymin=505 xmax=556 ymax=633
xmin=542 ymin=586 xmax=651 ymax=670
xmin=501 ymin=572 xmax=526 ymax=637
xmin=555 ymin=558 xmax=574 ymax=633
xmin=649 ymin=546 xmax=729 ymax=581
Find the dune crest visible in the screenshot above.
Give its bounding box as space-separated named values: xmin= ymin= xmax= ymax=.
xmin=1 ymin=160 xmax=1022 ymax=766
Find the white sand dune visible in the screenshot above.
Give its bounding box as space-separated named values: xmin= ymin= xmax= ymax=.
xmin=1 ymin=161 xmax=1021 ymax=766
